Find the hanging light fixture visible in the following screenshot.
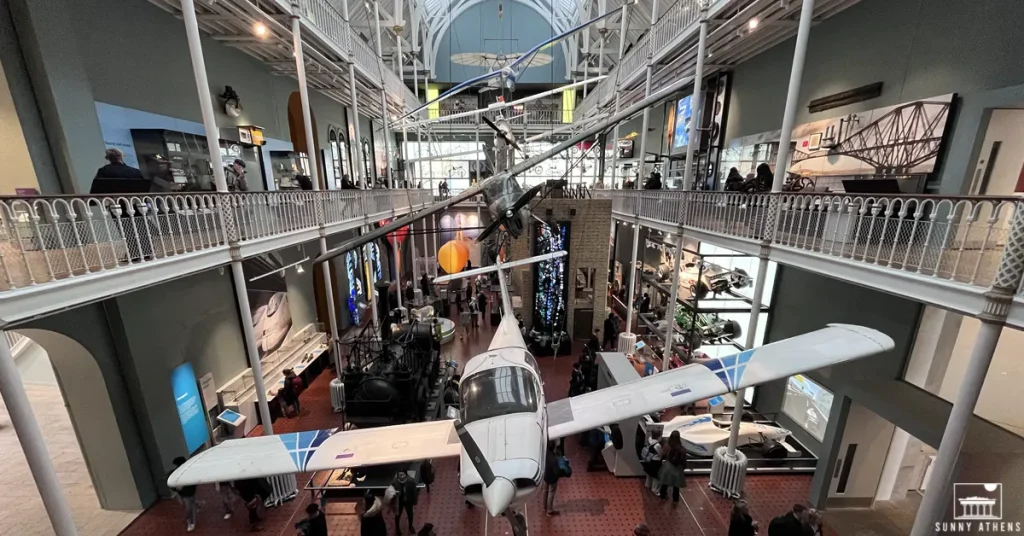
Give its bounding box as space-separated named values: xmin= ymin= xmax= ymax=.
xmin=253 ymin=21 xmax=269 ymax=38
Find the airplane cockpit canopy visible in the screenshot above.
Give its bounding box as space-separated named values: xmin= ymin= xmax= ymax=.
xmin=460 ymin=365 xmax=540 ymax=424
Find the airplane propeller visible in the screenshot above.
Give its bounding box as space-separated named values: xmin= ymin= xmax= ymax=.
xmin=454 ymin=421 xmax=527 ymax=535
xmin=481 ymin=115 xmax=524 ymax=154
xmin=477 ymin=182 xmax=545 ymax=242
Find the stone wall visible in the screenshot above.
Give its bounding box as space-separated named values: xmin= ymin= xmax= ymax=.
xmin=509 ymin=198 xmax=612 ymax=339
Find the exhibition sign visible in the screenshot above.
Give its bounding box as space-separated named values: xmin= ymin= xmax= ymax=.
xmin=171 ymin=363 xmax=209 ymax=454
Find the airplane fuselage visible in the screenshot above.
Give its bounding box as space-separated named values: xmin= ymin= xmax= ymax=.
xmin=456 ymin=315 xmax=547 ymax=517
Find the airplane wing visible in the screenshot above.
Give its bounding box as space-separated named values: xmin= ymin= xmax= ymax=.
xmin=396 ymin=70 xmax=504 ymax=123
xmin=545 ymin=324 xmax=893 ymax=440
xmin=168 ymin=420 xmax=461 ymax=487
xmin=510 ymin=5 xmax=631 ymax=74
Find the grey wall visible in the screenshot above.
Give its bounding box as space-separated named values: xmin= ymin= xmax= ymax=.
xmin=68 ymin=0 xmax=349 ymax=154
xmin=434 ymin=0 xmax=567 ymax=84
xmin=23 ymin=303 xmax=160 ymax=506
xmin=110 ymin=269 xmax=249 ymax=475
xmin=755 ymin=266 xmax=921 ymax=502
xmin=725 ymin=0 xmax=1024 ymax=191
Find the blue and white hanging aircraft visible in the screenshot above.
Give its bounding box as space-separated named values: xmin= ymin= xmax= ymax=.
xmin=393 ymin=2 xmax=637 ymax=125
xmin=169 ymin=252 xmax=893 ymax=535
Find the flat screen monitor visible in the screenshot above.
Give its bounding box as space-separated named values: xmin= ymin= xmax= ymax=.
xmin=672 ymin=96 xmax=693 ymax=151
xmin=217 ymin=409 xmax=245 ymax=427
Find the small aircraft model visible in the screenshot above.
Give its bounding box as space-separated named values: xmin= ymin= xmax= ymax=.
xmin=168 ymin=251 xmax=894 ymax=535
xmin=394 ymin=3 xmax=635 ymax=124
xmin=658 ymin=414 xmax=791 ymax=457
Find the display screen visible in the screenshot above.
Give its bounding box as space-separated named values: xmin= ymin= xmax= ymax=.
xmin=217 ymin=409 xmax=243 ymax=425
xmin=673 ymin=96 xmax=693 ymax=150
xmin=782 ymin=375 xmax=834 ymax=441
xmin=171 ymin=363 xmax=209 ymax=453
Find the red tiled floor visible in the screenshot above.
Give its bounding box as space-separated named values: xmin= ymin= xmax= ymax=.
xmin=121 ymin=306 xmax=817 ymax=535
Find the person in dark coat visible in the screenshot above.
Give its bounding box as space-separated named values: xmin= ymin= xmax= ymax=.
xmin=724 ymin=167 xmax=745 ymax=191
xmin=588 ymin=329 xmax=601 ymax=354
xmin=297 ymin=503 xmax=328 ymax=536
xmin=171 ymin=457 xmax=198 ymax=532
xmin=477 ymin=290 xmax=488 ymax=325
xmin=405 ymin=281 xmax=415 ymax=302
xmin=603 ymin=313 xmax=618 ymax=350
xmin=543 ymin=441 xmax=563 ymax=515
xmin=233 ymin=478 xmax=266 ymax=530
xmin=729 ymin=499 xmax=758 ymax=536
xmin=755 ymin=163 xmax=774 ymax=192
xmin=94 ymin=148 xmax=145 ymax=181
xmin=390 ymin=470 xmax=419 ymax=535
xmin=569 ymin=362 xmax=585 ymax=397
xmin=359 ymin=490 xmax=387 ymax=536
xmin=644 ymin=171 xmax=662 ymax=190
xmin=420 ymin=273 xmax=432 ymax=298
xmin=658 ymin=431 xmax=687 ymax=503
xmin=768 ymin=504 xmax=813 ymax=536
xmin=280 ymin=368 xmax=301 ymax=416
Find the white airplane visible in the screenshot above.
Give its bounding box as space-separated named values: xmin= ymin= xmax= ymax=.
xmin=168 ymin=252 xmax=894 ymax=535
xmin=660 ymin=414 xmax=791 ymax=457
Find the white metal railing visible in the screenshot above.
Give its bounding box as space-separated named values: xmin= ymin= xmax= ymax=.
xmin=599 ymin=190 xmax=1022 ymax=291
xmin=298 ymin=0 xmax=350 ymax=53
xmin=431 ymin=106 xmax=573 ymax=127
xmin=0 ymin=189 xmax=431 ymax=292
xmin=578 ymin=0 xmax=702 ymax=116
xmin=352 ymin=36 xmax=381 ymax=82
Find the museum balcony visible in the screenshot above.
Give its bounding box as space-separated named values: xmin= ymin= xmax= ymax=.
xmin=575 ymin=0 xmax=863 ymax=121
xmin=0 ymin=189 xmax=432 ymax=327
xmin=596 ymin=189 xmax=1024 ymax=329
xmin=149 ymin=0 xmax=421 ymax=120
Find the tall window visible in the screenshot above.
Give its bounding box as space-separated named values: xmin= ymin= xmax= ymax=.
xmin=361 ymin=138 xmax=373 ymax=183
xmin=329 ymin=128 xmax=348 ymax=189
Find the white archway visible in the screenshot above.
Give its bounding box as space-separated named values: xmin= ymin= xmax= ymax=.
xmin=16 ymin=328 xmax=143 ymax=512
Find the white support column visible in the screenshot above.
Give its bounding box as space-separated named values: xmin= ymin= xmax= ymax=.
xmin=661 ymin=233 xmax=682 ymax=370
xmin=475 ymin=119 xmax=483 ymax=260
xmin=431 ymin=213 xmax=439 ymax=275
xmin=635 ymin=0 xmax=659 ymax=188
xmin=181 ymin=0 xmax=228 ymax=192
xmin=292 ymin=3 xmax=341 ymax=367
xmin=910 ymin=319 xmax=1003 ymax=534
xmin=0 ymin=335 xmax=78 ymax=536
xmin=727 ymin=256 xmax=770 ymax=453
xmin=373 ymin=1 xmax=395 ymax=189
xmin=681 ymin=5 xmax=709 ymax=191
xmin=771 ymin=0 xmax=815 ymax=191
xmin=343 ymin=0 xmax=365 ymax=187
xmin=229 ymin=262 xmax=275 ymax=432
xmin=624 ymin=222 xmax=640 ymax=334
xmin=607 ymin=4 xmax=629 ymax=190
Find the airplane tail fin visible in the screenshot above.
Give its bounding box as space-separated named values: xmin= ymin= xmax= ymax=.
xmin=433 ymin=251 xmax=567 ymax=317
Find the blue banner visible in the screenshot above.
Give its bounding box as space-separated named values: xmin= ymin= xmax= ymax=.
xmin=171 ymin=363 xmax=209 ymax=454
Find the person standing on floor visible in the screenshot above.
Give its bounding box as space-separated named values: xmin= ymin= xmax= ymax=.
xmin=728 ymin=499 xmax=758 ymax=536
xmin=390 ymin=470 xmax=419 ymax=535
xmin=658 ymin=431 xmax=687 ymax=504
xmin=420 ymin=272 xmax=432 ymax=299
xmin=233 ymin=478 xmax=265 ymax=531
xmin=603 ymin=313 xmax=618 ymax=350
xmin=768 ymin=504 xmax=813 ymax=536
xmin=359 ymin=490 xmax=387 ymax=536
xmin=171 ymin=457 xmax=198 ymax=532
xmin=297 ymin=503 xmax=328 ymax=536
xmin=476 ymin=289 xmax=488 ymax=326
xmin=543 ymin=441 xmax=564 ymax=516
xmin=641 ymin=429 xmax=663 ymax=494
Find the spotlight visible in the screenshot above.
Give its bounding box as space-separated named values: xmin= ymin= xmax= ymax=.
xmin=748 ymin=18 xmax=759 ymax=30
xmin=296 ymin=264 xmax=305 ymax=274
xmin=253 ymin=21 xmax=269 ymax=38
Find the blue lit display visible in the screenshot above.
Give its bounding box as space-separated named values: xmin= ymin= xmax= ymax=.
xmin=533 ymin=222 xmax=569 ymax=332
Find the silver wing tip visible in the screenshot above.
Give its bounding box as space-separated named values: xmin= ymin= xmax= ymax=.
xmin=825 ymin=323 xmax=895 ymax=351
